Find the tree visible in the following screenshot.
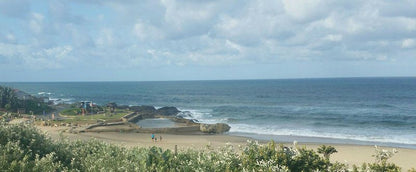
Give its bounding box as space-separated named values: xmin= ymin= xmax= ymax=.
xmin=0 ymin=86 xmax=52 ymax=114
xmin=317 ymin=145 xmax=337 ymax=160
xmin=0 ymin=86 xmax=18 ymax=111
xmin=4 ymin=104 xmax=11 ymax=111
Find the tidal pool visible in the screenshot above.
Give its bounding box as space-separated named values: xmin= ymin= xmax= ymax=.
xmin=136 ymin=118 xmax=175 ymax=128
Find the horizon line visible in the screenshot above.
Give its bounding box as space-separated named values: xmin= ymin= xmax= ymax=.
xmin=1 ymin=76 xmax=414 ymax=83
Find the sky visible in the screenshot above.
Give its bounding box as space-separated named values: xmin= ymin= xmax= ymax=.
xmin=0 ymin=0 xmax=415 ymax=81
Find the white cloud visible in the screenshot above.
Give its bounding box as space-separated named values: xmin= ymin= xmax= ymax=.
xmin=161 ymin=0 xmax=213 ymax=28
xmin=225 ymin=40 xmax=244 ymax=53
xmin=398 ymin=17 xmax=416 ymax=31
xmin=282 ymin=0 xmax=327 ymax=22
xmin=0 ymin=43 xmax=28 ymax=59
xmin=1 ymin=0 xmax=416 ymax=78
xmin=323 ymin=34 xmax=343 ymax=42
xmin=28 ymin=45 xmax=74 ymax=69
xmin=40 ymin=46 xmax=73 ymax=60
xmin=0 ymin=33 xmax=16 ymax=43
xmin=95 ymin=28 xmax=115 ymax=47
xmin=133 ymin=21 xmax=164 ymax=40
xmin=0 ymin=42 xmax=74 ymax=69
xmin=402 ymin=39 xmax=415 ymax=48
xmin=5 ymin=34 xmax=15 ymax=42
xmin=29 ymin=13 xmax=44 ymax=34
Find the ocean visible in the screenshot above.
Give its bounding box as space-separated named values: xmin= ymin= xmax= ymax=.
xmin=2 ymin=77 xmax=416 ymax=148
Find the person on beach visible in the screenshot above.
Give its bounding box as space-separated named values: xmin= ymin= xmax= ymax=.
xmin=159 ymin=136 xmax=162 ymax=142
xmin=151 ymin=133 xmax=155 ymax=142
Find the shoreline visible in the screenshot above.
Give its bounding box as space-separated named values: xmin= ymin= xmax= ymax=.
xmin=37 ymin=125 xmax=416 ymax=171
xmin=229 ymin=132 xmax=416 ymax=150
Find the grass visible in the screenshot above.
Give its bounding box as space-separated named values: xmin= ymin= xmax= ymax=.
xmin=60 ymin=108 xmax=80 ymax=116
xmin=37 ymin=109 xmax=131 ymax=125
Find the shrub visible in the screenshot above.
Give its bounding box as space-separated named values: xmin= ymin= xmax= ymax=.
xmin=318 ymin=145 xmax=338 ymax=160
xmin=353 ymin=146 xmax=401 ymax=172
xmin=0 ymin=123 xmax=71 ymax=171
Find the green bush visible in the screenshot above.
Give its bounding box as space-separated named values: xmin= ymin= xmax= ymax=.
xmin=21 ymin=99 xmax=53 ymax=114
xmin=0 ymin=123 xmax=72 ymax=171
xmin=318 ymin=145 xmax=338 ymax=160
xmin=353 ymin=146 xmax=401 ymax=172
xmin=0 ymin=86 xmax=53 ymax=114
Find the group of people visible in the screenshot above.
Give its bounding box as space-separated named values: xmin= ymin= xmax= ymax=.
xmin=151 ymin=133 xmax=162 ymax=142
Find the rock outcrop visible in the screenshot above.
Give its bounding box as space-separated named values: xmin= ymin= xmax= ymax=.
xmin=157 ymin=107 xmax=180 ymax=116
xmin=129 ymin=105 xmax=156 ymax=113
xmin=200 ymin=123 xmax=231 ymax=134
xmin=171 ymin=116 xmax=198 ymax=125
xmin=128 ymin=106 xmax=180 ymax=117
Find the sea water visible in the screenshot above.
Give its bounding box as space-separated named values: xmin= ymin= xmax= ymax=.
xmin=2 ymin=77 xmax=416 ymax=148
xmin=136 ymin=118 xmax=176 ymax=128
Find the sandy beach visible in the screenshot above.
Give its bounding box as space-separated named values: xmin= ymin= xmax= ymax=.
xmin=37 ymin=126 xmax=416 ymax=171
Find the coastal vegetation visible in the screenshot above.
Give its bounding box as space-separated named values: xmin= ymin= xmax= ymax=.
xmin=0 ymin=122 xmax=407 ymax=172
xmin=0 ymin=86 xmax=52 ymax=115
xmin=317 ymin=145 xmax=338 ymax=160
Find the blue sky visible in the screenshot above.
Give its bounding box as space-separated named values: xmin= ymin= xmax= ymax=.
xmin=0 ymin=0 xmax=415 ymax=81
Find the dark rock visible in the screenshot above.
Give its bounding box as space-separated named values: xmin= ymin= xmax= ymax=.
xmin=157 ymin=107 xmax=180 ymax=116
xmin=200 ymin=124 xmax=216 ymax=133
xmin=172 ymin=117 xmax=198 ymax=125
xmin=139 ymin=113 xmax=156 ymax=119
xmin=117 ymin=105 xmax=129 ymax=109
xmin=129 ymin=105 xmax=156 ymax=113
xmin=215 ymin=123 xmax=231 ymax=133
xmin=200 ymin=123 xmax=231 ymax=134
xmin=106 ymin=102 xmax=117 ymax=108
xmin=177 ymin=111 xmax=192 ymax=118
